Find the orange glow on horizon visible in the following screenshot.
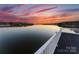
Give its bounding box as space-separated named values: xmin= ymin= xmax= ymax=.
xmin=22 ymin=14 xmax=79 ymax=25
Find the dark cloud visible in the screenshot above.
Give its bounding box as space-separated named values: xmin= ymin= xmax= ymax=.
xmin=61 ymin=8 xmax=79 ymax=12
xmin=0 ymin=5 xmax=21 ymax=12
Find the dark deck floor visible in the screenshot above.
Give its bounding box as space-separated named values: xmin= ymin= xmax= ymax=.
xmin=54 ymin=32 xmax=79 ymax=54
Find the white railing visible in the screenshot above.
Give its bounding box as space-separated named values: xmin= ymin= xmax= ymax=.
xmin=35 ymin=29 xmax=62 ymax=54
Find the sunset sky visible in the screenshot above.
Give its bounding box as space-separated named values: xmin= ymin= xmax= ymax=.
xmin=0 ymin=4 xmax=79 ymax=24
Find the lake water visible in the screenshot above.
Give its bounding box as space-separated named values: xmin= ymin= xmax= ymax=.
xmin=0 ymin=25 xmax=60 ymax=54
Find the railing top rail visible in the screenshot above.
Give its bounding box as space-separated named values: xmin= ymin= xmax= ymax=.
xmin=35 ymin=32 xmax=56 ymax=54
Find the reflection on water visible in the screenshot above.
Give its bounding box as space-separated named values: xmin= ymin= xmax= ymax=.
xmin=0 ymin=25 xmax=60 ymax=54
